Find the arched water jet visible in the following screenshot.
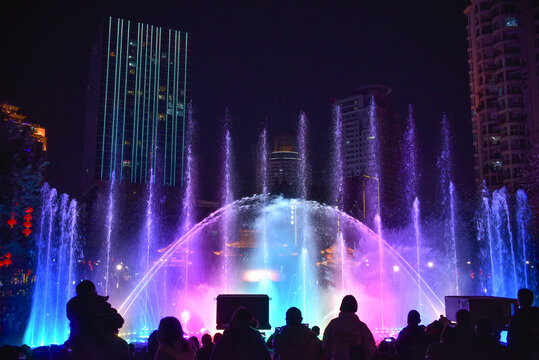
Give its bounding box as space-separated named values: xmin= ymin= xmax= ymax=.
xmin=117 ymin=195 xmax=446 ymax=342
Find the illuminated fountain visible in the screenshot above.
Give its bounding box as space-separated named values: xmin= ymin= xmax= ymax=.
xmin=22 ymin=106 xmax=537 ymax=347
xmin=24 ymin=184 xmax=79 ymax=346
xmin=116 ymin=195 xmax=447 ymax=343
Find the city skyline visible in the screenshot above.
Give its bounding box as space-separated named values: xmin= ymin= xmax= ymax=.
xmin=2 ymin=1 xmax=471 ymax=199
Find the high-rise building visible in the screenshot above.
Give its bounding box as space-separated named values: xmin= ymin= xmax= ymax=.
xmin=268 ymin=133 xmax=300 ymax=195
xmin=334 ymin=86 xmax=400 ymax=225
xmin=464 ymin=0 xmax=539 ymax=191
xmin=83 ymin=17 xmax=190 ymax=193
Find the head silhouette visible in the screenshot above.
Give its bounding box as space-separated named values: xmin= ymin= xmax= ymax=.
xmin=158 ymin=317 xmax=184 ymax=346
xmin=407 ymin=310 xmax=421 ymax=326
xmin=285 ymin=307 xmax=303 ymax=325
xmin=312 ymin=326 xmax=320 ymax=336
xmin=231 ymin=307 xmax=253 ymax=328
xmin=340 ymin=295 xmax=358 ymax=313
xmin=517 ymin=288 xmax=534 ymax=308
xmin=456 ymin=309 xmax=471 ymax=327
xmin=201 ymin=333 xmax=213 ymax=347
xmin=76 ymin=280 xmax=97 ymax=297
xmin=213 ymin=333 xmax=223 ymax=344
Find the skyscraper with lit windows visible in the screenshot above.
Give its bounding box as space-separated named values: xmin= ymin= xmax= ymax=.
xmin=464 ymin=0 xmax=539 ymax=191
xmin=83 ymin=17 xmax=190 ymax=192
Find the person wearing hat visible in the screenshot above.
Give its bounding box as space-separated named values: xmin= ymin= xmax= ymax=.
xmin=322 ymin=295 xmax=376 ymax=360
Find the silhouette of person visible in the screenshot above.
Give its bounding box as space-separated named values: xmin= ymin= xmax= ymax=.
xmin=190 ymin=336 xmax=200 ymax=351
xmin=474 ymin=318 xmax=508 ymax=360
xmin=196 ymin=333 xmax=214 ymax=360
xmin=507 ymin=288 xmax=539 ymax=359
xmin=395 ymin=310 xmax=426 ymax=360
xmin=209 ymin=307 xmax=271 ymax=360
xmin=212 ymin=332 xmax=223 ymax=345
xmin=154 ymin=316 xmax=196 ymax=360
xmin=425 ymin=326 xmax=457 ymax=360
xmin=144 ymin=330 xmax=159 ymax=360
xmin=273 ymin=307 xmax=322 ymax=360
xmin=66 ymin=280 xmax=130 ymax=360
xmin=453 ymin=309 xmax=476 ymax=359
xmin=322 ymin=295 xmax=377 ymax=360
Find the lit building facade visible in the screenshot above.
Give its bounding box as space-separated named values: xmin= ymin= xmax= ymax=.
xmin=1 ymin=103 xmax=47 ymax=151
xmin=83 ymin=17 xmax=190 ymax=192
xmin=268 ymin=133 xmax=300 ymax=195
xmin=465 ymin=0 xmax=539 ymax=191
xmin=334 ymin=86 xmax=400 ymax=226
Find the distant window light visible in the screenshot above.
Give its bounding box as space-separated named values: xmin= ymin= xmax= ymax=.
xmin=505 ymin=17 xmax=518 ymax=27
xmin=110 ymin=51 xmax=116 ymax=57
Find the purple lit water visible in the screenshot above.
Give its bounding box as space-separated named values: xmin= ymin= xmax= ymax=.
xmin=221 ymin=110 xmax=234 ymax=291
xmin=516 ymin=190 xmax=531 ymax=288
xmin=22 ymin=108 xmax=538 ymax=347
xmin=331 ymin=106 xmax=344 ymax=208
xmin=437 ymin=114 xmax=459 ymax=295
xmin=181 ymin=102 xmax=197 ymax=289
xmin=104 ymin=173 xmax=115 ymax=295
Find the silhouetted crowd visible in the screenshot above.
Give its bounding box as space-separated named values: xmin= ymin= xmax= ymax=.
xmin=1 ymin=281 xmax=538 ymax=360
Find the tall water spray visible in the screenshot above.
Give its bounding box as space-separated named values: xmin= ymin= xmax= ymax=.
xmin=104 ymin=172 xmax=115 ymax=295
xmin=476 ymin=186 xmax=536 ymax=297
xmin=297 ymin=111 xmax=311 ymax=317
xmin=403 ymin=105 xmax=421 ymax=310
xmin=221 ymin=109 xmax=234 ymax=291
xmin=368 ymin=98 xmax=385 ymax=328
xmin=516 ymin=190 xmax=532 ymax=288
xmin=257 ymin=127 xmax=269 ymax=293
xmin=331 ymin=106 xmax=344 ymax=208
xmin=298 ymin=112 xmax=308 ymax=200
xmin=403 ymin=105 xmax=418 ymax=210
xmin=180 ymin=101 xmax=197 ymax=289
xmin=331 ymin=105 xmax=346 ymax=291
xmin=438 ymin=114 xmax=458 ymax=295
xmin=24 ymin=184 xmax=79 ymax=346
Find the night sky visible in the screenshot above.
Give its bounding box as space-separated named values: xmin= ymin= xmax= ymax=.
xmin=0 ymin=0 xmax=473 ymax=201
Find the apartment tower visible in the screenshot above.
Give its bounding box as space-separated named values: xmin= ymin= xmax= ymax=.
xmin=465 ymin=0 xmax=539 ymax=191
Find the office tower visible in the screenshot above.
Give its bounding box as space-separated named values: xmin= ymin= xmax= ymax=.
xmin=464 ymin=0 xmax=539 ymax=191
xmin=83 ymin=17 xmax=190 ymax=192
xmin=268 ymin=133 xmax=300 ymax=195
xmin=334 ymin=86 xmax=399 ymax=225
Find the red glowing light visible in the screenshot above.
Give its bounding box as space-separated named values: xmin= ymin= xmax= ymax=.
xmin=22 ymin=228 xmax=31 ymax=237
xmin=23 ymin=214 xmax=32 ymax=221
xmin=25 ymin=207 xmax=33 ymax=213
xmin=23 ymin=221 xmax=32 ymax=228
xmin=7 ymin=218 xmax=17 ymax=228
xmin=0 ymin=252 xmax=12 ymax=267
